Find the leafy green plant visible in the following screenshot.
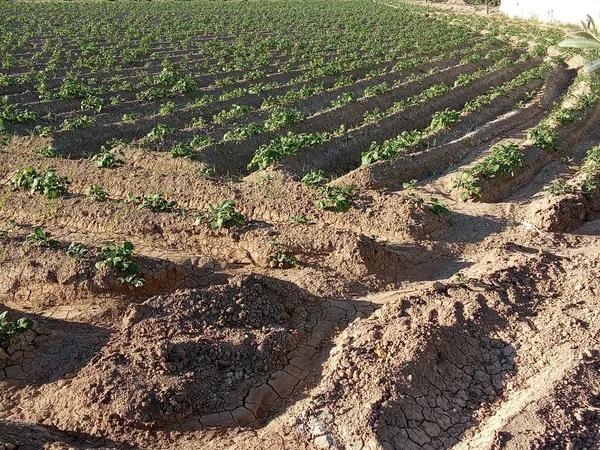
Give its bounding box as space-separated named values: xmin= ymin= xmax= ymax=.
xmin=579 ymin=145 xmax=600 ymax=196
xmin=81 ymin=95 xmax=104 ymax=113
xmin=67 ymin=242 xmax=88 ymax=261
xmin=248 ymin=132 xmax=329 ymax=170
xmin=159 ymin=101 xmax=176 ymax=115
xmin=190 ymin=116 xmax=207 ymax=129
xmin=363 ymin=108 xmax=384 ymax=124
xmin=197 ymin=200 xmax=245 ymax=229
xmin=301 ymin=170 xmax=328 ymax=186
xmin=198 ymin=166 xmax=216 ymax=178
xmin=33 ymin=125 xmax=53 ymax=137
xmin=146 ymin=123 xmax=174 ymax=142
xmin=546 ymin=178 xmax=573 ymax=196
xmin=361 ymin=130 xmax=422 ymax=165
xmin=429 ymin=109 xmax=461 ymax=131
xmin=363 ymin=82 xmax=389 ymax=97
xmin=316 ymin=186 xmax=353 ymax=212
xmin=35 ymin=145 xmax=57 ymax=158
xmin=61 ymin=115 xmax=95 ymax=131
xmin=452 ymin=271 xmax=473 ymax=286
xmin=127 ymin=193 xmax=176 ymax=212
xmin=95 ymin=241 xmax=144 ymax=287
xmin=454 ymin=172 xmax=481 ymax=200
xmin=580 ymin=174 xmax=599 ymax=197
xmin=0 ymin=96 xmax=37 ymax=123
xmin=91 ymin=150 xmax=124 ymax=168
xmin=212 ymin=104 xmax=252 ymax=125
xmin=223 ymin=123 xmax=264 ymax=142
xmin=23 ymin=227 xmax=58 ymax=249
xmin=331 ymin=92 xmax=354 ymax=108
xmin=264 ymin=108 xmax=303 ymax=131
xmin=528 ymin=125 xmax=559 ymax=150
xmin=428 ymin=198 xmax=450 ymax=216
xmin=88 ymin=184 xmax=109 ymax=201
xmin=268 ymin=242 xmax=298 ymax=269
xmin=558 ymin=15 xmax=600 ymax=72
xmin=0 ymin=311 xmax=33 ymax=347
xmin=289 ymin=215 xmax=311 ymax=224
xmin=402 ymin=179 xmax=418 ymax=190
xmin=454 ymin=143 xmax=524 ymax=200
xmin=170 ymin=142 xmax=195 ymax=159
xmin=190 ymin=134 xmax=213 ymax=149
xmin=11 ymin=167 xmax=69 ymax=199
xmin=122 ymin=112 xmax=140 ymax=123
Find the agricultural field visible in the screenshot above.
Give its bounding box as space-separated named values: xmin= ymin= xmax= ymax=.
xmin=0 ymin=0 xmax=599 ymax=448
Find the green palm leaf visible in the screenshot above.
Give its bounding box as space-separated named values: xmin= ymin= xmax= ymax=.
xmin=558 ymin=16 xmax=600 ymax=72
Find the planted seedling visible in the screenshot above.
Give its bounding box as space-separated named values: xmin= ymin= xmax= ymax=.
xmin=301 ymin=170 xmax=328 ymax=186
xmin=428 ymin=198 xmax=450 ymax=216
xmin=88 ymin=184 xmax=109 ymax=201
xmin=429 ymin=109 xmax=461 ymax=131
xmin=170 ymin=142 xmax=195 ymax=159
xmin=454 ymin=143 xmax=524 ymax=200
xmin=11 ymin=167 xmax=69 ymax=199
xmin=268 ymin=242 xmax=298 ymax=269
xmin=197 ymin=200 xmax=246 ymax=229
xmin=0 ymin=311 xmax=33 ymax=347
xmin=159 ymin=101 xmax=176 ymax=116
xmin=67 ymin=242 xmax=88 ymax=262
xmin=23 ymin=227 xmax=58 ymax=249
xmin=289 ymin=215 xmax=312 ymax=224
xmin=95 ymin=241 xmax=145 ymax=287
xmin=127 ymin=193 xmax=176 ymax=212
xmin=452 ymin=272 xmax=473 ymax=287
xmin=528 ymin=125 xmax=559 ymax=150
xmin=198 ymin=166 xmax=216 ymax=178
xmin=146 ymin=123 xmax=174 ymax=142
xmin=316 ymin=186 xmax=353 ymax=212
xmin=35 ymin=145 xmax=57 ymax=158
xmin=547 ymin=178 xmax=573 ymax=196
xmin=91 ymin=150 xmax=124 ymax=168
xmin=402 ymin=179 xmax=418 ymax=191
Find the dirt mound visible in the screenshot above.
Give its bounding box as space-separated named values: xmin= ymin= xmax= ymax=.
xmin=0 ymin=236 xmax=223 ymax=308
xmin=526 ymin=193 xmax=588 ymax=232
xmin=25 ymin=275 xmax=317 ymax=433
xmin=284 ymin=248 xmax=598 ymax=450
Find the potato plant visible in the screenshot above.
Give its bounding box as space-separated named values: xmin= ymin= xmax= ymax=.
xmin=23 ymin=227 xmax=58 ymax=249
xmin=454 ymin=142 xmax=524 ymax=200
xmin=126 ymin=193 xmax=177 ymax=212
xmin=0 ymin=311 xmax=33 ymax=347
xmin=316 ymin=186 xmax=354 ymax=212
xmin=95 ymin=241 xmax=145 ymax=287
xmin=197 ymin=200 xmax=246 ymax=229
xmin=11 ymin=167 xmax=69 ymax=199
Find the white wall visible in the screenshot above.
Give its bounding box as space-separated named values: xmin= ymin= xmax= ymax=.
xmin=501 ymin=0 xmax=600 ymax=24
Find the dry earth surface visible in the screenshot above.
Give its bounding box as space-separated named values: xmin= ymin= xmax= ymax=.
xmin=0 ymin=0 xmax=599 ymax=449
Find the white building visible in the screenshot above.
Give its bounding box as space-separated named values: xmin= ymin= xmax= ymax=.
xmin=501 ymin=0 xmax=600 ymax=24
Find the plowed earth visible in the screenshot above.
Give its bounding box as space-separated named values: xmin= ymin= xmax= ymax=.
xmin=0 ymin=1 xmax=599 ymax=449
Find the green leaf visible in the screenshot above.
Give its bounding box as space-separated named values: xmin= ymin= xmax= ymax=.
xmin=585 ymin=58 xmax=600 ymax=73
xmin=558 ymin=37 xmax=600 ymax=49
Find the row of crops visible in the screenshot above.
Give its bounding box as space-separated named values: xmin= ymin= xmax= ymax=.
xmin=0 ymin=1 xmax=570 ymax=183
xmin=3 ymin=0 xmax=599 ymax=241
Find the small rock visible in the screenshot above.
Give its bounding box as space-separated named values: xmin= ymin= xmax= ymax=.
xmin=314 ymin=434 xmax=337 ymax=449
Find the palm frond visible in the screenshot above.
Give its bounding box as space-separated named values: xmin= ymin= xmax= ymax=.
xmin=559 ymin=16 xmax=600 ymax=73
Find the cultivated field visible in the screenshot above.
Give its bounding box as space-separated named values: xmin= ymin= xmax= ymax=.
xmin=0 ymin=0 xmax=599 ymax=449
